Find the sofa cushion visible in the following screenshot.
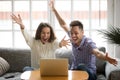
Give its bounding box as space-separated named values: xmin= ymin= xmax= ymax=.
xmin=0 ymin=72 xmax=21 ymax=80
xmin=97 ymin=74 xmax=107 ymax=80
xmin=55 ymin=48 xmax=73 ymax=66
xmin=0 ymin=57 xmax=10 ymax=76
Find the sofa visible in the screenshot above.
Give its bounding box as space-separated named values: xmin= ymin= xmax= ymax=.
xmin=0 ymin=47 xmax=120 ymax=80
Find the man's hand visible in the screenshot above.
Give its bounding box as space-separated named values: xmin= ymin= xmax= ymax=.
xmin=105 ymin=53 xmax=118 ymax=66
xmin=49 ymin=0 xmax=55 ymax=11
xmin=93 ymin=49 xmax=118 ymax=66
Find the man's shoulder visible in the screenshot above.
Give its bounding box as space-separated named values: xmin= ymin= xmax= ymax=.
xmin=83 ymin=36 xmax=94 ymax=43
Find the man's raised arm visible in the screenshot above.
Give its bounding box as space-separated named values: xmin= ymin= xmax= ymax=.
xmin=49 ymin=0 xmax=69 ymax=32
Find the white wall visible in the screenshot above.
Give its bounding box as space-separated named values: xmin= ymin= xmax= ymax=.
xmin=107 ymin=0 xmax=120 ymax=59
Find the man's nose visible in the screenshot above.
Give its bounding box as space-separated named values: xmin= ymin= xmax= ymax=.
xmin=71 ymin=34 xmax=75 ymax=37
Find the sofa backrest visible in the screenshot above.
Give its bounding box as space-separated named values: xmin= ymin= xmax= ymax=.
xmin=0 ymin=48 xmax=31 ymax=72
xmin=0 ymin=47 xmax=106 ymax=75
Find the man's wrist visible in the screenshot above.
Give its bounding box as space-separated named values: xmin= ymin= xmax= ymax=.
xmin=52 ymin=8 xmax=56 ymax=12
xmin=20 ymin=24 xmax=24 ymax=30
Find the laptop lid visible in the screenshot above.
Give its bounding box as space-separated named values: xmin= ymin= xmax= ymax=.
xmin=40 ymin=58 xmax=68 ymax=76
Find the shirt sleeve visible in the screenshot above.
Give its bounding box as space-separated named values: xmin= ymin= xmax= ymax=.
xmin=67 ymin=31 xmax=71 ymax=38
xmin=87 ymin=38 xmax=97 ymax=50
xmin=21 ymin=29 xmax=34 ymax=48
xmin=53 ymin=39 xmax=60 ymax=50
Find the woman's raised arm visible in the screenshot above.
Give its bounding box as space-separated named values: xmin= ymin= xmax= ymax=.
xmin=11 ymin=14 xmax=25 ymax=30
xmin=11 ymin=14 xmax=33 ymax=47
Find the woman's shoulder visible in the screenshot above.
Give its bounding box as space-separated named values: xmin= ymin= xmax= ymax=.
xmin=52 ymin=39 xmax=59 ymax=43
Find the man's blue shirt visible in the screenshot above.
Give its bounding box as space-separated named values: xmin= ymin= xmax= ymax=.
xmin=68 ymin=32 xmax=97 ymax=73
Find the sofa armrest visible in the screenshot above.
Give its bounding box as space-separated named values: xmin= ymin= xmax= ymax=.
xmin=106 ymin=61 xmax=120 ymax=80
xmin=96 ymin=47 xmax=106 ymax=76
xmin=108 ymin=70 xmax=120 ymax=80
xmin=0 ymin=48 xmax=31 ymax=72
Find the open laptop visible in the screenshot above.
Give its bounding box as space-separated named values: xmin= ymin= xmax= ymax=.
xmin=40 ymin=58 xmax=68 ymax=76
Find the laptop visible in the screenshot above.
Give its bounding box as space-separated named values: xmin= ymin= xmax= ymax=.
xmin=40 ymin=58 xmax=68 ymax=76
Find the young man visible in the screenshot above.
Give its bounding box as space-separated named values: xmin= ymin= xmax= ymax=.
xmin=49 ymin=0 xmax=118 ymax=80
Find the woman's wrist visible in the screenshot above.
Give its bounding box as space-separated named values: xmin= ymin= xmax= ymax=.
xmin=59 ymin=42 xmax=62 ymax=47
xmin=20 ymin=27 xmax=24 ymax=30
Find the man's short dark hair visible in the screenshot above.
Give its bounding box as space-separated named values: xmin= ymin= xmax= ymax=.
xmin=70 ymin=20 xmax=83 ymax=30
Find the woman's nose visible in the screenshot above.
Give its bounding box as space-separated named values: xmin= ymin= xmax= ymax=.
xmin=44 ymin=34 xmax=48 ymax=37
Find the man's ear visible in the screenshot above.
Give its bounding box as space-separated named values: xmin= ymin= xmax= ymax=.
xmin=82 ymin=30 xmax=84 ymax=34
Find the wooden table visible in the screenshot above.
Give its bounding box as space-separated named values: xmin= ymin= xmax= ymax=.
xmin=21 ymin=70 xmax=89 ymax=80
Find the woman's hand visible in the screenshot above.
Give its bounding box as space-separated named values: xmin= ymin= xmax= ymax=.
xmin=59 ymin=36 xmax=70 ymax=48
xmin=11 ymin=14 xmax=24 ymax=29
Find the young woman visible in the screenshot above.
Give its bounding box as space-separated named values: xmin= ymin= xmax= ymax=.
xmin=11 ymin=14 xmax=70 ymax=70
